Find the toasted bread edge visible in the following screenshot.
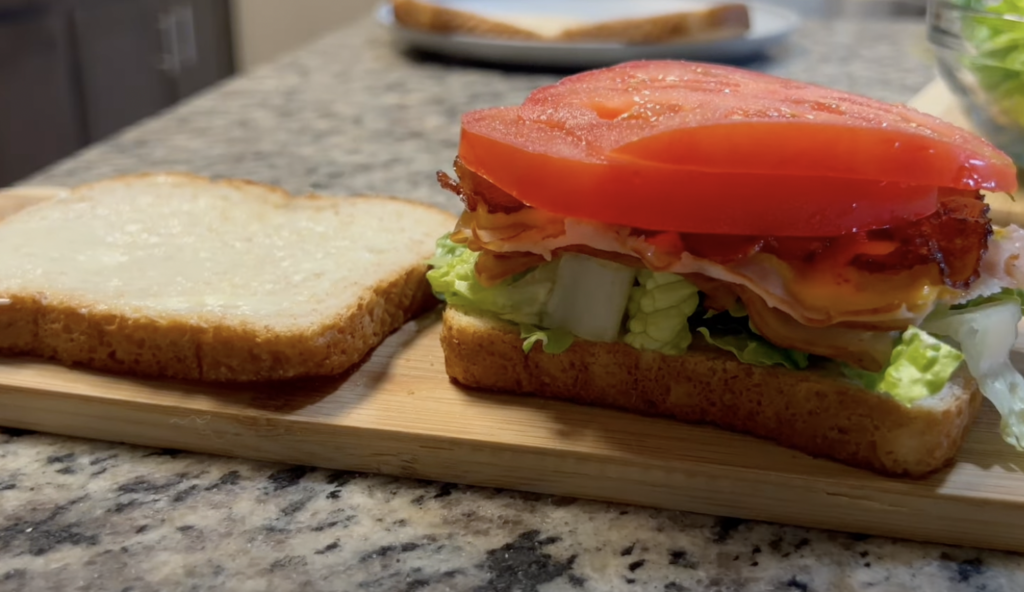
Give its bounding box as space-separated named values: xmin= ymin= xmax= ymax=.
xmin=439 ymin=305 xmax=983 ymax=478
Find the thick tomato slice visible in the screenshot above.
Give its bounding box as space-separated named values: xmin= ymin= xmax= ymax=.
xmin=458 ymin=61 xmax=1018 ymax=236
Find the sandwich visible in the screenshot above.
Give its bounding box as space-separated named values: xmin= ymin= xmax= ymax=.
xmin=0 ymin=173 xmax=455 ymax=381
xmin=392 ymin=0 xmax=751 ymax=44
xmin=425 ymin=60 xmax=1024 ymax=477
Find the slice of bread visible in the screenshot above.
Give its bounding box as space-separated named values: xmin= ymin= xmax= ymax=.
xmin=392 ymin=0 xmax=751 ymax=44
xmin=440 ymin=305 xmax=984 ymax=477
xmin=0 ymin=173 xmax=456 ymax=382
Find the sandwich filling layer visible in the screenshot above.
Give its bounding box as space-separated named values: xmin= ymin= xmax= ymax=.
xmin=427 ymin=168 xmax=1024 ymax=450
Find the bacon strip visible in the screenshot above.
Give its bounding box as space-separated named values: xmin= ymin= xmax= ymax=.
xmin=850 ymin=188 xmax=992 ymax=289
xmin=438 ymin=157 xmax=525 ymax=214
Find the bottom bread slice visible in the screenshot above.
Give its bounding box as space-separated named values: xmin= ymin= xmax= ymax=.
xmin=440 ymin=306 xmax=984 ymax=478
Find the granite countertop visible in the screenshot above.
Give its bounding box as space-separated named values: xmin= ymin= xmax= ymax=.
xmin=4 ymin=13 xmax=1023 ymax=592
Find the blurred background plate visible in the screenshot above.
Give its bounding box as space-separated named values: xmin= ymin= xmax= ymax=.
xmin=378 ymin=0 xmax=802 ymax=68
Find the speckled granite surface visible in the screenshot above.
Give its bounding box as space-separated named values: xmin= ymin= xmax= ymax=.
xmin=4 ymin=14 xmax=1023 ymax=592
xmin=3 ymin=429 xmax=1024 ymax=592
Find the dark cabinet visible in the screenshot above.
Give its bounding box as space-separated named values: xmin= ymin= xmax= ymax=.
xmin=73 ymin=0 xmax=175 ymax=141
xmin=0 ymin=0 xmax=234 ymax=185
xmin=0 ymin=4 xmax=86 ymax=186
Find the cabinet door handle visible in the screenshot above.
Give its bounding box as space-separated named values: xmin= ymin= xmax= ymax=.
xmin=157 ymin=3 xmax=197 ymax=74
xmin=157 ymin=7 xmax=179 ymax=73
xmin=173 ymin=3 xmax=197 ymax=69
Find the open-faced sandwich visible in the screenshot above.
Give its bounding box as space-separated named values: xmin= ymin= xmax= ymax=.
xmin=426 ymin=60 xmax=1024 ymax=477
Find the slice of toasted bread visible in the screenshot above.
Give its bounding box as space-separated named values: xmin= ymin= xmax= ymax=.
xmin=0 ymin=173 xmax=456 ymax=382
xmin=392 ymin=0 xmax=751 ymax=44
xmin=393 ymin=0 xmax=547 ymax=40
xmin=558 ymin=4 xmax=750 ymax=44
xmin=440 ymin=306 xmax=984 ymax=477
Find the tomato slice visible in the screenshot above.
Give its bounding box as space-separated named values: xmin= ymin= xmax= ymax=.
xmin=460 ymin=117 xmax=937 ymax=236
xmin=458 ymin=61 xmax=1019 ymax=236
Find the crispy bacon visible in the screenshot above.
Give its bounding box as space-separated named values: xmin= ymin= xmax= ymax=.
xmin=850 ymin=188 xmax=992 ymax=290
xmin=438 ymin=157 xmax=525 ymax=214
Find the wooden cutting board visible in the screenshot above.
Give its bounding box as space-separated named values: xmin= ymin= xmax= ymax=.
xmin=3 ymin=79 xmax=1024 ymax=553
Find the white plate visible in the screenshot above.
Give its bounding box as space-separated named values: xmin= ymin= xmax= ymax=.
xmin=377 ymin=0 xmax=802 ymax=68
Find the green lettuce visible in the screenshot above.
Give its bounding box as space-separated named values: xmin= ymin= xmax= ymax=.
xmin=922 ymin=291 xmax=1024 ymax=449
xmin=843 ymin=326 xmax=964 ymax=405
xmin=695 ymin=305 xmax=810 ymax=370
xmin=542 ymin=253 xmax=636 ymax=343
xmin=427 ymin=237 xmax=1024 ymax=429
xmin=624 ymin=270 xmax=700 ymax=354
xmin=696 ymin=327 xmax=810 ymax=370
xmin=426 ymin=235 xmax=559 ymax=326
xmin=520 ymin=325 xmax=574 ymax=354
xmin=952 ymin=286 xmax=1024 ymax=312
xmin=622 ymin=271 xmax=807 ymax=368
xmin=959 ymin=0 xmax=1024 ymax=129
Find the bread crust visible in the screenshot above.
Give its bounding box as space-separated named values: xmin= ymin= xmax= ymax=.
xmin=392 ymin=0 xmax=750 ymax=44
xmin=0 ymin=264 xmax=437 ymax=382
xmin=394 ymin=0 xmax=543 ymax=40
xmin=440 ymin=306 xmax=984 ymax=477
xmin=559 ymin=4 xmax=751 ymax=44
xmin=0 ymin=172 xmax=453 ymax=382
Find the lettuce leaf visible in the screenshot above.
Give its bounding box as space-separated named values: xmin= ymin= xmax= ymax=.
xmin=623 ymin=271 xmax=808 ymax=368
xmin=624 ymin=270 xmax=700 ymax=354
xmin=426 ymin=235 xmax=559 ymax=326
xmin=843 ymin=326 xmax=964 ymax=405
xmin=921 ymin=292 xmax=1024 ymax=449
xmin=960 ymin=0 xmax=1024 ymax=129
xmin=696 ymin=327 xmax=810 ymax=370
xmin=542 ymin=253 xmax=636 ymax=343
xmin=953 ymin=286 xmax=1024 ymax=313
xmin=520 ymin=325 xmax=574 ymax=354
xmin=695 ymin=306 xmax=810 ymax=370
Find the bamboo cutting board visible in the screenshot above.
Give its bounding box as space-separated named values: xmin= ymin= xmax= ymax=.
xmin=3 ymin=80 xmax=1024 ymax=553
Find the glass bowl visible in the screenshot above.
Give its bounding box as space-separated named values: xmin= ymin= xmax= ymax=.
xmin=927 ymin=0 xmax=1024 ymax=167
